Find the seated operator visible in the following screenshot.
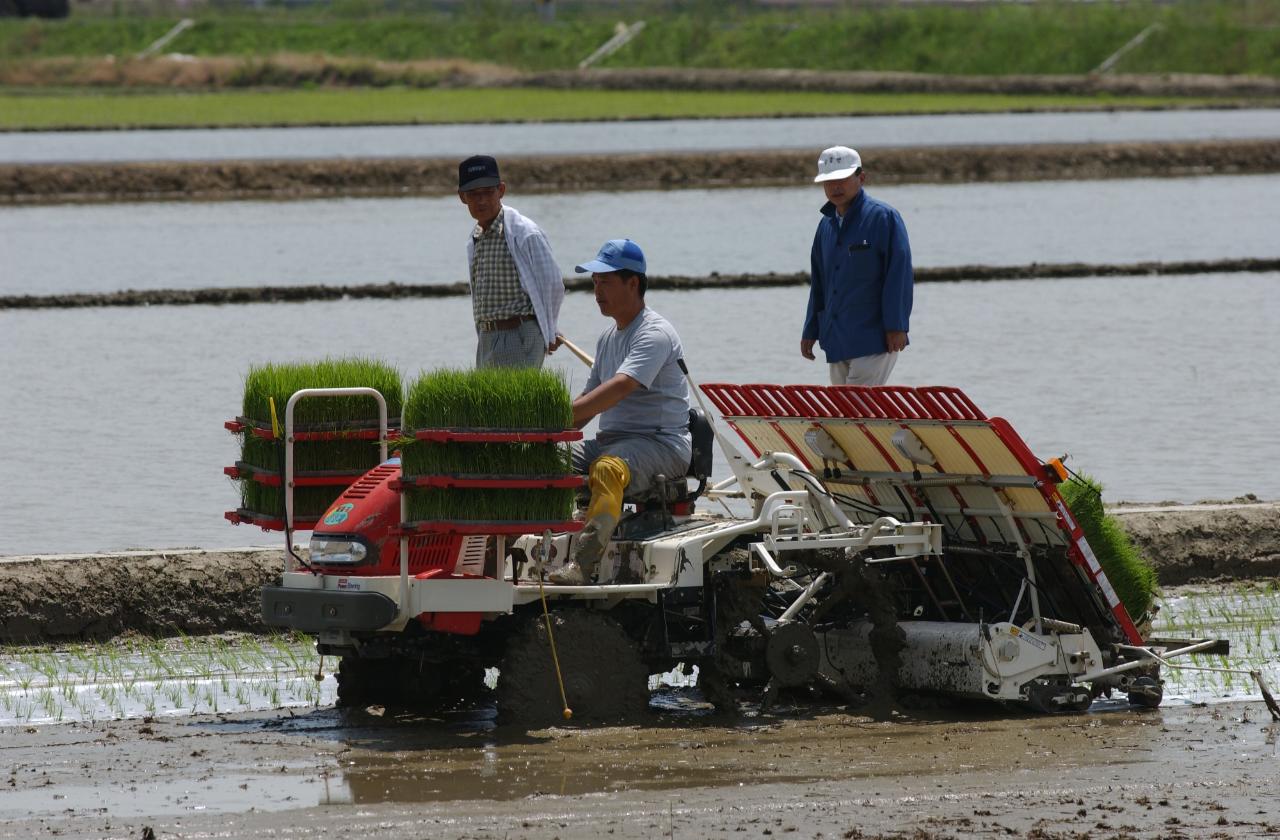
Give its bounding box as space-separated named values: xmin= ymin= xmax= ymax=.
xmin=548 ymin=239 xmax=692 ymax=586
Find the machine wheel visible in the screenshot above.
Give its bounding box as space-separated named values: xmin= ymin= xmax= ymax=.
xmin=497 ymin=609 xmax=649 ymax=727
xmin=335 ymin=655 xmax=401 ymax=708
xmin=1126 ymin=675 xmax=1164 ymax=709
xmin=1024 ymin=679 xmax=1093 ymax=714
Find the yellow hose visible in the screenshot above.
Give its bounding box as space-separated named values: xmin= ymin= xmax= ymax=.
xmin=534 ymin=535 xmax=573 ymax=720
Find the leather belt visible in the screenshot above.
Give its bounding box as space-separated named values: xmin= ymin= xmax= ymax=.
xmin=477 ymin=314 xmax=535 ymax=332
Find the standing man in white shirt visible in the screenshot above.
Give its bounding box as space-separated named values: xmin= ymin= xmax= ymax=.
xmin=458 ymin=155 xmax=564 ymax=368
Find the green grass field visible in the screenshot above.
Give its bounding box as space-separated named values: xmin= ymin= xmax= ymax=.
xmin=0 ymin=87 xmax=1231 ymax=131
xmin=2 ymin=2 xmax=1278 ymax=76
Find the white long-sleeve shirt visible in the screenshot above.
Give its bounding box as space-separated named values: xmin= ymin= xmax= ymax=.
xmin=464 ymin=204 xmax=565 ymax=348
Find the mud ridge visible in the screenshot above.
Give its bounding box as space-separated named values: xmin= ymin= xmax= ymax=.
xmin=5 ymin=139 xmax=1279 ymax=205
xmin=5 ymin=257 xmax=1277 ymax=311
xmin=8 ymin=58 xmax=1280 ymax=98
xmin=1 ymin=502 xmax=1275 ymax=644
xmin=524 ymin=68 xmax=1280 ymax=99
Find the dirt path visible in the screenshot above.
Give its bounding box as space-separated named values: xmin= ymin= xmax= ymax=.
xmin=7 ymin=257 xmax=1280 ymax=311
xmin=0 ymin=700 xmax=1275 ymax=839
xmin=6 ymin=139 xmax=1280 ymax=205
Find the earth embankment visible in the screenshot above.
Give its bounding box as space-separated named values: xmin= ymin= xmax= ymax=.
xmin=2 ymin=501 xmax=1275 ymax=644
xmin=6 ymin=139 xmax=1279 ymax=205
xmin=8 ymin=58 xmax=1280 ymax=98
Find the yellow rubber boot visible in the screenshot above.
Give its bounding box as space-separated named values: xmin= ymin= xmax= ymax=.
xmin=549 ymin=456 xmax=629 ymax=585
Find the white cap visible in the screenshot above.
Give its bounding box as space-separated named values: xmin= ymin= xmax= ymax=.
xmin=814 ymin=146 xmax=862 ymax=183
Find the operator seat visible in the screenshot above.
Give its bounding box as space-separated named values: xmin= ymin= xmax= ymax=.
xmin=621 ymin=408 xmax=715 ymax=511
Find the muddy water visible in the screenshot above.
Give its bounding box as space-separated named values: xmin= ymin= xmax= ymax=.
xmin=5 ymin=173 xmax=1280 ymax=296
xmin=1 ymin=271 xmax=1276 ymax=555
xmin=4 ymin=108 xmax=1280 ymax=164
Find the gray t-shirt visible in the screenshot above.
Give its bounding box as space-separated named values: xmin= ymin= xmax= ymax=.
xmin=584 ymin=307 xmax=691 ymax=456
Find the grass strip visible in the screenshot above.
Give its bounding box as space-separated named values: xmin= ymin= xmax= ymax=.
xmin=237 ymin=357 xmax=401 ymax=518
xmin=0 ymin=88 xmax=1229 ymax=131
xmin=2 ymin=3 xmax=1279 ymax=76
xmin=1060 ymin=474 xmax=1159 ymax=623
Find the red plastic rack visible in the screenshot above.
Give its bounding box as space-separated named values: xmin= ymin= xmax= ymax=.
xmin=411 ymin=428 xmax=583 ymax=444
xmin=392 ymin=474 xmax=585 ymax=491
xmin=698 ymin=383 xmax=987 ymax=422
xmin=224 ymin=508 xmax=319 ymax=532
xmin=224 ymin=462 xmax=370 ymax=488
xmin=225 ymin=417 xmax=398 ymax=442
xmin=394 ymin=520 xmax=586 ymax=537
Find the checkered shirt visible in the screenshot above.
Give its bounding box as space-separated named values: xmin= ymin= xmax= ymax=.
xmin=470 ymin=209 xmax=534 ymax=324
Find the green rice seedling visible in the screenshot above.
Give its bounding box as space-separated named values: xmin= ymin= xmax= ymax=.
xmin=402 ymin=367 xmax=571 ymax=432
xmin=401 ymin=368 xmax=575 ymax=523
xmin=1059 ymin=473 xmax=1158 ymax=623
xmin=237 ymin=358 xmax=403 ymax=519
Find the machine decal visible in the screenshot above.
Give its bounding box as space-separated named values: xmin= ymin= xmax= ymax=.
xmin=323 ymin=503 xmax=355 ymax=526
xmin=1009 ymin=626 xmax=1048 ymax=651
xmin=336 ymin=578 xmax=361 ymax=591
xmin=1076 ymin=537 xmax=1103 ymax=574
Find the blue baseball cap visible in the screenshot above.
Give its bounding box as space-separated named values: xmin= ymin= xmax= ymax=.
xmin=574 ymin=239 xmax=646 ymax=274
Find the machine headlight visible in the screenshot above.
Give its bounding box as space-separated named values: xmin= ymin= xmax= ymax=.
xmin=308 ymin=537 xmax=369 ymax=565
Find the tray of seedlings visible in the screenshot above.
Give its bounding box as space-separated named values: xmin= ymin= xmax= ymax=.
xmin=397 ymin=368 xmax=584 ymax=536
xmin=224 ymin=357 xmax=402 ymax=531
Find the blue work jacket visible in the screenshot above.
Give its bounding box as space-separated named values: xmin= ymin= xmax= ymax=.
xmin=802 ymin=190 xmax=914 ymax=363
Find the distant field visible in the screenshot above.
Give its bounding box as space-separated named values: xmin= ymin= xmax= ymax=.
xmin=0 ymin=88 xmax=1233 ymax=131
xmin=1 ymin=1 xmax=1278 ymax=77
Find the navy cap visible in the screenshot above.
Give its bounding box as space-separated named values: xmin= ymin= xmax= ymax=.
xmin=458 ymin=155 xmax=501 ymax=191
xmin=574 ymin=239 xmax=647 ymax=274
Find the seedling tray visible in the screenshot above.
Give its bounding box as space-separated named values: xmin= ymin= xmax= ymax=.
xmin=412 ymin=428 xmax=582 ymax=444
xmin=392 ymin=474 xmax=584 ymax=491
xmin=394 ymin=520 xmax=585 ymax=537
xmin=224 ymin=462 xmax=369 ymax=488
xmin=226 ymin=416 xmax=399 ymax=441
xmin=224 ymin=508 xmax=319 ymax=532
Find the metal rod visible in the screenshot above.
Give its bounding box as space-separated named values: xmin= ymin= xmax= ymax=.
xmin=778 ymin=572 xmax=831 ymax=623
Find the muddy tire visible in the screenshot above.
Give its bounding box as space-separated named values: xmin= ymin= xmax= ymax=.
xmin=335 ymin=656 xmax=400 ymax=708
xmin=1126 ymin=675 xmax=1164 ymax=709
xmin=497 ymin=610 xmax=649 ymax=727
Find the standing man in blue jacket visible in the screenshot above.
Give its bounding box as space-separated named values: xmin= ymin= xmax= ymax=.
xmin=459 ymin=154 xmax=564 ymax=368
xmin=801 ymin=146 xmax=913 ymax=385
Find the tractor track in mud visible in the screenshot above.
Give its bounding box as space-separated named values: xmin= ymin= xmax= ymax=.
xmin=5 ymin=257 xmax=1279 ymax=311
xmin=5 ymin=139 xmax=1279 ymax=205
xmin=1 ymin=502 xmax=1276 ymax=645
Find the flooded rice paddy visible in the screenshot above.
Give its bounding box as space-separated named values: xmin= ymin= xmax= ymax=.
xmin=4 ymin=108 xmax=1280 ymax=165
xmin=1 ymin=270 xmax=1276 ymax=555
xmin=5 ymin=174 xmax=1280 ymax=295
xmin=0 ymin=583 xmax=1275 ymax=728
